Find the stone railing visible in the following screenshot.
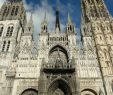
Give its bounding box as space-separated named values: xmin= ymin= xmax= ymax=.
xmin=43 ymin=63 xmax=74 ymax=69
xmin=42 ymin=60 xmax=75 ymax=73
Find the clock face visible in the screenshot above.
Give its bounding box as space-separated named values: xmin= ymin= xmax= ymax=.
xmin=22 ymin=90 xmax=38 ymax=95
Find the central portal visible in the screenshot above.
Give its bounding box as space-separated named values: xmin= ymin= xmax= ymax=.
xmin=38 ymin=45 xmax=80 ymax=95
xmin=48 ymin=80 xmax=72 ymax=95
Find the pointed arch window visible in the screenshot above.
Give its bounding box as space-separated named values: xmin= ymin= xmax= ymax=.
xmin=110 ymin=36 xmax=112 ymax=40
xmin=107 ymin=26 xmax=109 ymax=30
xmin=6 ymin=26 xmax=14 ymax=37
xmin=44 ymin=25 xmax=46 ymax=30
xmin=49 ymin=45 xmax=69 ymax=64
xmin=100 ymin=36 xmax=102 ymax=40
xmin=96 ymin=0 xmax=99 ymax=3
xmin=87 ymin=0 xmax=93 ymax=4
xmin=6 ymin=41 xmax=10 ymax=51
xmin=96 ymin=0 xmax=103 ymax=4
xmin=87 ymin=0 xmax=90 ymax=3
xmin=6 ymin=7 xmax=10 ymax=16
xmin=2 ymin=41 xmax=6 ymax=52
xmin=90 ymin=7 xmax=95 ymax=17
xmin=43 ymin=25 xmax=47 ymax=32
xmin=0 ymin=26 xmax=4 ymax=37
xmin=28 ymin=27 xmax=31 ymax=31
xmin=103 ymin=49 xmax=108 ymax=59
xmin=70 ymin=26 xmax=72 ymax=31
xmin=3 ymin=7 xmax=7 ymax=16
xmin=10 ymin=26 xmax=14 ymax=36
xmin=6 ymin=27 xmax=10 ymax=37
xmin=68 ymin=26 xmax=70 ymax=31
xmin=15 ymin=6 xmax=19 ymax=15
xmin=11 ymin=6 xmax=15 ymax=16
xmin=100 ymin=6 xmax=108 ymax=17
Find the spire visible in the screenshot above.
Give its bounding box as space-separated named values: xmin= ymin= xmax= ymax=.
xmin=68 ymin=13 xmax=72 ymax=23
xmin=24 ymin=13 xmax=34 ymax=35
xmin=41 ymin=11 xmax=48 ymax=33
xmin=81 ymin=0 xmax=110 ymax=22
xmin=42 ymin=0 xmax=47 ymax=23
xmin=66 ymin=3 xmax=75 ymax=33
xmin=41 ymin=0 xmax=48 ymax=33
xmin=67 ymin=3 xmax=72 ymax=23
xmin=55 ymin=0 xmax=61 ymax=33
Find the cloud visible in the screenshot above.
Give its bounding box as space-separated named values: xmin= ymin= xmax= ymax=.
xmin=23 ymin=0 xmax=66 ymax=41
xmin=0 ymin=0 xmax=79 ymax=41
xmin=0 ymin=0 xmax=67 ymax=42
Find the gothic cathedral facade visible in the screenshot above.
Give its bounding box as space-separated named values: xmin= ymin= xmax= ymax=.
xmin=0 ymin=0 xmax=113 ymax=95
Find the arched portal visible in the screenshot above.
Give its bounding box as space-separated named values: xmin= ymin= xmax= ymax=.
xmin=48 ymin=79 xmax=72 ymax=95
xmin=21 ymin=88 xmax=38 ymax=95
xmin=81 ymin=89 xmax=97 ymax=95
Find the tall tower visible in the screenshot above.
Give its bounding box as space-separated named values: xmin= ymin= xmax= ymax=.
xmin=66 ymin=13 xmax=75 ymax=33
xmin=0 ymin=0 xmax=27 ymax=95
xmin=41 ymin=12 xmax=48 ymax=33
xmin=0 ymin=0 xmax=26 ymax=66
xmin=0 ymin=0 xmax=26 ymax=26
xmin=81 ymin=0 xmax=113 ymax=94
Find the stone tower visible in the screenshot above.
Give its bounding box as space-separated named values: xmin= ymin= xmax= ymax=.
xmin=0 ymin=0 xmax=26 ymax=26
xmin=81 ymin=0 xmax=113 ymax=94
xmin=0 ymin=0 xmax=26 ymax=66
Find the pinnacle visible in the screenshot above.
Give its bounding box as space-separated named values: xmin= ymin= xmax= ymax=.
xmin=68 ymin=13 xmax=72 ymax=23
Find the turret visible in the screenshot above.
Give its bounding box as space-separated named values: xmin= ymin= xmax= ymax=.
xmin=81 ymin=0 xmax=113 ymax=94
xmin=0 ymin=0 xmax=26 ymax=26
xmin=66 ymin=13 xmax=75 ymax=33
xmin=81 ymin=0 xmax=111 ymax=23
xmin=41 ymin=12 xmax=48 ymax=33
xmin=24 ymin=13 xmax=34 ymax=37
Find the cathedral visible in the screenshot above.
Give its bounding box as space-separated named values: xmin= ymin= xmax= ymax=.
xmin=0 ymin=0 xmax=113 ymax=95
